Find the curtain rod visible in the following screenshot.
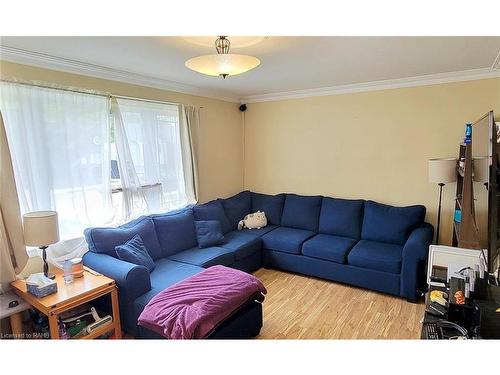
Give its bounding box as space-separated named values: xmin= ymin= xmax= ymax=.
xmin=113 ymin=94 xmax=203 ymax=108
xmin=0 ymin=78 xmax=203 ymax=108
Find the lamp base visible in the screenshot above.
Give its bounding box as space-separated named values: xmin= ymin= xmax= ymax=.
xmin=40 ymin=246 xmax=55 ymax=280
xmin=435 ymin=183 xmax=445 ymax=245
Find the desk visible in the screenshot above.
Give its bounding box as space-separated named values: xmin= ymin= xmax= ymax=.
xmin=11 ymin=268 xmax=121 ymax=339
xmin=0 ymin=290 xmax=30 ymax=338
xmin=421 ymin=284 xmax=500 ymax=339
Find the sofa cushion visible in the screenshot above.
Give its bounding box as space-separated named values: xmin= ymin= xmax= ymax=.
xmin=362 ymin=201 xmax=426 ymax=245
xmin=221 ymin=231 xmax=262 ymax=260
xmin=319 ymin=197 xmax=364 ymax=239
xmin=84 ymin=216 xmax=163 ymax=260
xmin=195 ymin=220 xmax=225 ymax=248
xmin=221 ymin=191 xmax=252 ymax=230
xmin=193 ymin=200 xmax=232 ymax=234
xmin=347 ymin=240 xmax=403 ymax=274
xmin=149 ymin=259 xmax=203 ymax=293
xmin=115 ymin=234 xmax=156 ymax=272
xmin=152 ymin=208 xmax=197 ymax=257
xmin=133 ymin=259 xmax=203 ymax=320
xmin=261 ymin=226 xmax=315 ymax=254
xmin=238 ymin=225 xmax=278 ymax=238
xmin=168 ymin=246 xmax=235 ymax=268
xmin=302 ymin=234 xmax=357 ymax=264
xmin=251 ymin=192 xmax=285 ymax=226
xmin=281 ymin=194 xmax=322 ymax=232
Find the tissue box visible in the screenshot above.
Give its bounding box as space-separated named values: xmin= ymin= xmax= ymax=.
xmin=27 ymin=279 xmax=57 ymax=298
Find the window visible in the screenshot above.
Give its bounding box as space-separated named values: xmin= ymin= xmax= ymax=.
xmin=112 ymin=98 xmax=189 ymax=214
xmin=1 ymin=83 xmax=114 ymax=240
xmin=0 ymin=82 xmax=196 ymax=241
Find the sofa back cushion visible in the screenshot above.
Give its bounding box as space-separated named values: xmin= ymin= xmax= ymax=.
xmin=251 ymin=192 xmax=285 ymax=226
xmin=152 ymin=208 xmax=198 ymax=257
xmin=319 ymin=197 xmax=364 ymax=239
xmin=281 ymin=194 xmax=323 ymax=232
xmin=361 ymin=200 xmax=426 ymax=245
xmin=84 ymin=216 xmax=163 ymax=260
xmin=193 ymin=200 xmax=232 ymax=234
xmin=221 ymin=191 xmax=252 ymax=230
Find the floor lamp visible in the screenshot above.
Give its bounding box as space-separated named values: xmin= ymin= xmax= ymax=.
xmin=428 ymin=158 xmax=457 ymax=244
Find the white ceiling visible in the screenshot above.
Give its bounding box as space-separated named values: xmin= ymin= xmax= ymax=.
xmin=1 ymin=36 xmax=499 ymax=102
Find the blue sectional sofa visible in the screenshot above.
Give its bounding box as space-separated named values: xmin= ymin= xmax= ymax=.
xmin=83 ymin=190 xmax=433 ymax=336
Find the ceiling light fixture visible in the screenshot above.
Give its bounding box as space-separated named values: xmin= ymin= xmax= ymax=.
xmin=185 ymin=36 xmax=261 ymax=79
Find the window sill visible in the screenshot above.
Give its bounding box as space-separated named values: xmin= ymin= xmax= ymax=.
xmin=111 ymin=182 xmax=162 ymax=194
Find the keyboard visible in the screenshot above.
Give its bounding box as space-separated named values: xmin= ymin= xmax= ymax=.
xmin=425 ymin=323 xmax=440 ymax=339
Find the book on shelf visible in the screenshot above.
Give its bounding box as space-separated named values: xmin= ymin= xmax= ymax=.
xmin=59 ymin=304 xmax=113 ymax=338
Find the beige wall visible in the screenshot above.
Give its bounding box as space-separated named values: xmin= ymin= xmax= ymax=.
xmin=244 ymin=78 xmax=500 ymax=245
xmin=2 ymin=60 xmax=499 ymax=246
xmin=0 ymin=60 xmax=244 ymax=203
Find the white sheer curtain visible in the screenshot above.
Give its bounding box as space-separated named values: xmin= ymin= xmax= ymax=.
xmin=111 ymin=97 xmax=148 ymax=220
xmin=114 ymin=98 xmax=196 ymax=214
xmin=0 ymin=82 xmax=199 ymax=266
xmin=0 ymin=83 xmax=115 ymax=242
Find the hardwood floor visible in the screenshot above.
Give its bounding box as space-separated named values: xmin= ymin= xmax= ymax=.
xmin=254 ymin=268 xmax=425 ymax=339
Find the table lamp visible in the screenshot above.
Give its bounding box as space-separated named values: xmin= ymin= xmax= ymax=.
xmin=23 ymin=211 xmax=59 ymax=279
xmin=428 ymin=158 xmax=457 ymax=244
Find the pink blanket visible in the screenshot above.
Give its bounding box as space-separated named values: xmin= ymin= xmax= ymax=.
xmin=137 ymin=265 xmax=267 ymax=339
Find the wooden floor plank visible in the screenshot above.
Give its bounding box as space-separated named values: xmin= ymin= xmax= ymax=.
xmin=254 ymin=268 xmax=424 ymax=339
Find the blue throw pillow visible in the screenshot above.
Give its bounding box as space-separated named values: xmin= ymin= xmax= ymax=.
xmin=115 ymin=234 xmax=156 ymax=272
xmin=195 ymin=220 xmax=225 ymax=248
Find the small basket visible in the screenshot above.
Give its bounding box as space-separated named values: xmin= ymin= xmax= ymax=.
xmin=27 ymin=280 xmax=57 ymax=298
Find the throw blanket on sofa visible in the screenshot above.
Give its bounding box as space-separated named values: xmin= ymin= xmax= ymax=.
xmin=137 ymin=265 xmax=267 ymax=339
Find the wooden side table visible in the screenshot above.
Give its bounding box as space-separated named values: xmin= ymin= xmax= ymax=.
xmin=11 ymin=268 xmax=121 ymax=339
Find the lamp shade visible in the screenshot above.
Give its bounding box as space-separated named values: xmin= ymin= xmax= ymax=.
xmin=428 ymin=158 xmax=457 ymax=184
xmin=473 ymin=157 xmax=489 ymax=183
xmin=23 ymin=211 xmax=59 ymax=247
xmin=185 ymin=54 xmax=261 ymax=77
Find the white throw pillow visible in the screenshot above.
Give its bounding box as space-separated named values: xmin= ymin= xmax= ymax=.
xmin=238 ymin=211 xmax=268 ymax=230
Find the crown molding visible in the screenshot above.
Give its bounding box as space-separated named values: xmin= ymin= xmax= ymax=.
xmin=242 ymin=68 xmax=500 ymax=103
xmin=0 ymin=46 xmax=241 ymax=103
xmin=2 ymin=45 xmax=499 ymax=105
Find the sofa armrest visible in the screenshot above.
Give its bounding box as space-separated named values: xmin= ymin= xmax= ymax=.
xmin=400 ymin=223 xmax=434 ymax=301
xmin=82 ymin=251 xmax=151 ymax=302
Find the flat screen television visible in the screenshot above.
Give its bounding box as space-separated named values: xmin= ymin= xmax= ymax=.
xmin=472 ymin=111 xmax=499 ymax=275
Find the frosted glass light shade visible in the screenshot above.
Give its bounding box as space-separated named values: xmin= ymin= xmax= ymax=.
xmin=473 ymin=157 xmax=489 ymax=183
xmin=428 ymin=158 xmax=457 ymax=183
xmin=23 ymin=211 xmax=59 ymax=247
xmin=185 ymin=54 xmax=260 ymax=77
